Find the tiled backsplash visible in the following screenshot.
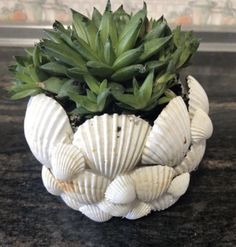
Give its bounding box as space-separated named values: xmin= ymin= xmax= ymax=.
xmin=0 ymin=0 xmax=236 ymax=28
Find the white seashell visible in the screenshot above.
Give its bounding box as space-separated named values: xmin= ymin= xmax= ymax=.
xmin=174 ymin=140 xmax=206 ymax=175
xmin=24 ymin=94 xmax=73 ymax=168
xmin=142 ymin=96 xmax=191 ymax=166
xmin=41 ymin=165 xmax=62 ymax=196
xmin=98 ymin=200 xmax=131 ymax=217
xmin=51 ymin=143 xmax=85 ymax=181
xmin=167 ymin=173 xmax=190 ymax=197
xmin=62 ymin=170 xmax=110 ymax=204
xmin=105 ymin=174 xmax=136 ymax=204
xmin=187 ymin=75 xmax=209 ymax=119
xmin=79 ymin=204 xmax=112 ymax=222
xmin=125 ymin=201 xmax=151 ymax=220
xmin=191 ymin=109 xmax=213 ymax=143
xmin=73 ymin=114 xmax=150 ymax=179
xmin=61 ymin=193 xmax=84 ymax=211
xmin=131 ymin=165 xmax=175 ymax=202
xmin=150 ymin=194 xmax=178 ymax=211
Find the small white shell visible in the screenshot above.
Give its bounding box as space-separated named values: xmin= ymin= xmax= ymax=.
xmin=98 ymin=200 xmax=131 ymax=217
xmin=41 ymin=165 xmax=62 ymax=196
xmin=73 ymin=114 xmax=150 ymax=179
xmin=131 ymin=165 xmax=175 ymax=202
xmin=175 ymin=140 xmax=206 ymax=175
xmin=142 ymin=96 xmax=191 ymax=167
xmin=167 ymin=173 xmax=190 ymax=197
xmin=24 ymin=94 xmax=73 ymax=167
xmin=191 ymin=109 xmax=213 ymax=143
xmin=61 ymin=193 xmax=83 ymax=211
xmin=79 ymin=204 xmax=112 ymax=222
xmin=63 ymin=170 xmax=110 ymax=204
xmin=51 ymin=143 xmax=85 ymax=181
xmin=105 ymin=174 xmax=136 ymax=204
xmin=150 ymin=194 xmax=178 ymax=211
xmin=125 ymin=201 xmax=151 ymax=220
xmin=187 ymin=75 xmax=209 ymax=119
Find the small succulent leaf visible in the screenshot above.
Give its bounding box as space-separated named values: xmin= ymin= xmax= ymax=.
xmin=10 ymin=88 xmax=42 ymax=100
xmin=111 ymin=64 xmax=146 ymax=82
xmin=42 ymin=77 xmax=65 ymax=94
xmin=139 ymin=70 xmax=154 ymax=101
xmin=92 ymin=7 xmax=102 ymax=28
xmin=112 ymin=45 xmax=143 ymax=70
xmin=86 ymin=90 xmax=97 ymax=102
xmin=86 ymin=61 xmax=113 ymax=77
xmin=99 ymin=79 xmax=108 ymax=93
xmin=43 ymin=29 xmax=62 ymax=43
xmin=58 ymin=79 xmax=80 ymax=97
xmin=67 ymin=66 xmax=88 ymax=79
xmin=104 ymin=38 xmax=116 ymax=65
xmin=40 ymin=62 xmax=68 ymax=75
xmin=139 ymin=35 xmax=173 ymax=62
xmin=83 ymin=74 xmax=100 ymax=94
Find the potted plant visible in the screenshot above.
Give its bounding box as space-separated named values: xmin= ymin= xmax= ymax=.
xmin=8 ymin=1 xmax=213 ymax=222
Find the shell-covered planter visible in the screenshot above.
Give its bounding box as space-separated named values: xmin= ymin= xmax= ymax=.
xmin=24 ymin=75 xmax=213 ymax=222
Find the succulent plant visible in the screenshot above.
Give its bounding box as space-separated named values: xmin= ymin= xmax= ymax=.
xmin=9 ymin=0 xmax=199 ymax=125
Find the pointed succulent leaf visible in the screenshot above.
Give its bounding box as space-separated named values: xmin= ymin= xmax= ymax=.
xmin=92 ymin=7 xmax=102 ymax=28
xmin=86 ymin=61 xmax=113 ymax=77
xmin=104 ymin=37 xmax=116 ymax=65
xmin=83 ymin=74 xmax=100 ymax=94
xmin=40 ymin=62 xmax=68 ymax=75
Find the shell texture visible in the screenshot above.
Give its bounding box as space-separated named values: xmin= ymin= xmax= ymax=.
xmin=191 ymin=109 xmax=213 ymax=143
xmin=167 ymin=173 xmax=190 ymax=197
xmin=98 ymin=200 xmax=131 ymax=217
xmin=132 ymin=166 xmax=175 ymax=202
xmin=24 ymin=94 xmax=73 ymax=167
xmin=150 ymin=194 xmax=179 ymax=211
xmin=41 ymin=165 xmax=62 ymax=196
xmin=61 ymin=193 xmax=83 ymax=211
xmin=79 ymin=204 xmax=112 ymax=222
xmin=187 ymin=75 xmax=209 ymax=119
xmin=105 ymin=174 xmax=136 ymax=204
xmin=63 ymin=170 xmax=110 ymax=204
xmin=125 ymin=201 xmax=151 ymax=220
xmin=51 ymin=143 xmax=85 ymax=181
xmin=142 ymin=96 xmax=191 ymax=167
xmin=73 ymin=114 xmax=150 ymax=179
xmin=175 ymin=140 xmax=206 ymax=175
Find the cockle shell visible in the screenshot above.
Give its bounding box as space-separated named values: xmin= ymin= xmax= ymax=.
xmin=150 ymin=194 xmax=178 ymax=211
xmin=191 ymin=109 xmax=213 ymax=143
xmin=41 ymin=165 xmax=62 ymax=196
xmin=187 ymin=75 xmax=209 ymax=119
xmin=131 ymin=165 xmax=175 ymax=202
xmin=174 ymin=140 xmax=206 ymax=175
xmin=24 ymin=94 xmax=73 ymax=167
xmin=98 ymin=200 xmax=131 ymax=217
xmin=79 ymin=204 xmax=112 ymax=222
xmin=62 ymin=170 xmax=110 ymax=204
xmin=125 ymin=201 xmax=151 ymax=220
xmin=61 ymin=193 xmax=83 ymax=211
xmin=51 ymin=143 xmax=85 ymax=181
xmin=105 ymin=174 xmax=136 ymax=204
xmin=167 ymin=173 xmax=190 ymax=197
xmin=73 ymin=114 xmax=150 ymax=179
xmin=142 ymin=96 xmax=191 ymax=166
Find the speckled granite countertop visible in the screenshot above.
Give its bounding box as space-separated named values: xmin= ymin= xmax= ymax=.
xmin=0 ymin=49 xmax=236 ymax=247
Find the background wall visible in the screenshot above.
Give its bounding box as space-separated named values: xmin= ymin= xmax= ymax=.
xmin=0 ymin=0 xmax=236 ymax=28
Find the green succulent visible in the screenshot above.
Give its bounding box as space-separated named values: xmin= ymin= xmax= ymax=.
xmin=8 ymin=1 xmax=199 ymax=124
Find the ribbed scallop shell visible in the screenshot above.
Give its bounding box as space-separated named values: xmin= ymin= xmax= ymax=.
xmin=167 ymin=173 xmax=190 ymax=197
xmin=51 ymin=143 xmax=85 ymax=181
xmin=187 ymin=75 xmax=209 ymax=119
xmin=175 ymin=140 xmax=206 ymax=175
xmin=150 ymin=194 xmax=178 ymax=211
xmin=41 ymin=165 xmax=62 ymax=196
xmin=125 ymin=201 xmax=151 ymax=220
xmin=191 ymin=109 xmax=213 ymax=143
xmin=98 ymin=200 xmax=131 ymax=217
xmin=62 ymin=170 xmax=110 ymax=204
xmin=131 ymin=166 xmax=175 ymax=202
xmin=73 ymin=114 xmax=150 ymax=179
xmin=142 ymin=96 xmax=191 ymax=166
xmin=79 ymin=204 xmax=112 ymax=222
xmin=24 ymin=94 xmax=73 ymax=167
xmin=105 ymin=174 xmax=136 ymax=204
xmin=61 ymin=193 xmax=83 ymax=211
